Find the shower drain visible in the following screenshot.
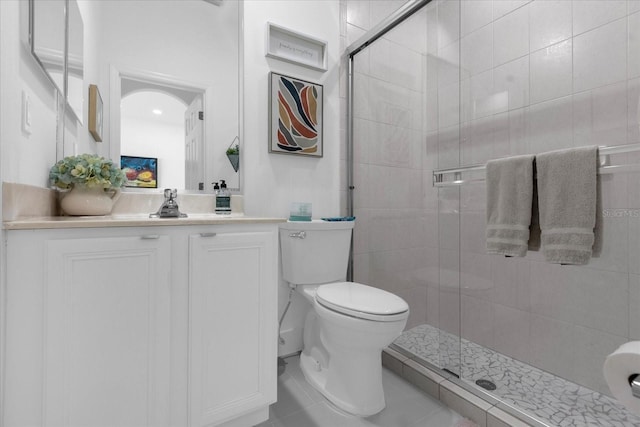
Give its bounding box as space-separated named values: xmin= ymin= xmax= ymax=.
xmin=475 ymin=379 xmax=497 ymax=391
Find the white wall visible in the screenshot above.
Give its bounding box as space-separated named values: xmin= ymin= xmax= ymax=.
xmin=0 ymin=0 xmax=59 ymax=188
xmin=242 ymin=0 xmax=341 ymax=219
xmin=242 ymin=0 xmax=341 ymax=356
xmin=0 ymin=0 xmax=105 ymax=189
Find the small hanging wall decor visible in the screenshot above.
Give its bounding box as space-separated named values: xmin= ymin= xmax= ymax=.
xmin=268 ymin=72 xmax=323 ymax=157
xmin=226 ymin=136 xmax=240 ymax=172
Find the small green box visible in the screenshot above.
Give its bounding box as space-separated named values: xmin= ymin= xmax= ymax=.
xmin=289 ymin=202 xmax=312 ymax=221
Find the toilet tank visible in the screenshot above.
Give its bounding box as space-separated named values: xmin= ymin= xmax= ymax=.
xmin=280 ymin=220 xmax=354 ymax=285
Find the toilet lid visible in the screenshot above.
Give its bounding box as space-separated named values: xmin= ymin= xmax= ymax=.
xmin=315 ymin=282 xmax=409 ymax=322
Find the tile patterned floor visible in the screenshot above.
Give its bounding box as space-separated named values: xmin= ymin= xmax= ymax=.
xmin=394 ymin=324 xmax=640 ymax=427
xmin=257 ymin=354 xmax=474 ymax=427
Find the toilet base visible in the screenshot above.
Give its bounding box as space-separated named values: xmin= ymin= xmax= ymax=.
xmin=293 ymin=284 xmax=408 ymax=417
xmin=299 ymin=349 xmax=386 ymax=417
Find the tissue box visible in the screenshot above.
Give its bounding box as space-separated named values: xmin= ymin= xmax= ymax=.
xmin=289 ymin=202 xmax=312 ymax=221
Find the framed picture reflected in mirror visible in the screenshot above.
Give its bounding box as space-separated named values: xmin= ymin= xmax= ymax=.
xmin=121 ymin=155 xmax=158 ymax=188
xmin=88 ymin=84 xmax=103 ymax=142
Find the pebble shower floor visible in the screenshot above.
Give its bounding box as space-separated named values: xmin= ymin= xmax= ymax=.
xmin=393 ymin=324 xmax=640 ymax=427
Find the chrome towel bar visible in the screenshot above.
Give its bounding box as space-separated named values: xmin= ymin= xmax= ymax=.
xmin=432 ymin=143 xmax=640 ymax=187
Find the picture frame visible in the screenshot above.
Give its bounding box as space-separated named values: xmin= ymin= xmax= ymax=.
xmin=265 ymin=22 xmax=328 ymax=72
xmin=88 ymin=84 xmax=103 ymax=142
xmin=268 ymin=72 xmax=323 ymax=157
xmin=121 ymin=155 xmax=158 ymax=188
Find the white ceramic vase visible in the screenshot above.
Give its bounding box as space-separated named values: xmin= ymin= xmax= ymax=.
xmin=60 ymin=185 xmax=121 ymax=216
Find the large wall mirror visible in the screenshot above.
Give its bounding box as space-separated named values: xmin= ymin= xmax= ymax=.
xmin=101 ymin=0 xmax=242 ymax=192
xmin=31 ymin=0 xmax=241 ymax=192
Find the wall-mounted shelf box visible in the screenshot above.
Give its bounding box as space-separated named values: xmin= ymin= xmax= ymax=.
xmin=265 ymin=22 xmax=327 ymax=72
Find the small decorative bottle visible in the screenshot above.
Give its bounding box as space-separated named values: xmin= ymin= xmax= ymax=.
xmin=215 ymin=180 xmax=231 ymax=215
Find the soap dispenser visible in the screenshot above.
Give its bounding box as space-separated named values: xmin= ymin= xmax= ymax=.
xmin=215 ymin=180 xmax=231 ymax=214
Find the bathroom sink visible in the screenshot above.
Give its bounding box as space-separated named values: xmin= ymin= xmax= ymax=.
xmin=186 ymin=213 xmax=244 ymax=219
xmin=111 ymin=213 xmax=192 ymax=219
xmin=110 ymin=213 xmax=242 ymax=219
xmin=110 ymin=213 xmax=152 ymax=219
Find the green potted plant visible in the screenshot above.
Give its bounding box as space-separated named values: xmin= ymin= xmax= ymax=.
xmin=49 ymin=154 xmax=127 ymax=216
xmin=226 ymin=144 xmax=240 ymax=172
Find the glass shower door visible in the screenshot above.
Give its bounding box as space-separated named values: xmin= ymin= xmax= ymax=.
xmin=349 ymin=0 xmax=462 ymax=378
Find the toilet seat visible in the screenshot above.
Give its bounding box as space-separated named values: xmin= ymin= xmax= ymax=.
xmin=315 ymin=282 xmax=409 ymax=322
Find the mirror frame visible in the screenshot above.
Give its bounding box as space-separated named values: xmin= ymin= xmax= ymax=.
xmin=28 ymin=0 xmax=66 ymax=96
xmin=65 ymin=0 xmax=84 ymax=124
xmin=29 ymin=0 xmax=84 ymax=124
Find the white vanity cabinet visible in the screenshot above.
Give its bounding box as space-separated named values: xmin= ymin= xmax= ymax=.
xmin=3 ymin=223 xmax=279 ymax=427
xmin=189 ymin=231 xmax=277 ymax=427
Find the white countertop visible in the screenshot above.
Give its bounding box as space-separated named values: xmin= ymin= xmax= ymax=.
xmin=2 ymin=183 xmax=284 ymax=230
xmin=3 ymin=214 xmax=286 ymax=230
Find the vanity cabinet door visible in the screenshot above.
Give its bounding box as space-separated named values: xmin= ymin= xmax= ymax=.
xmin=189 ymin=231 xmax=277 ymax=427
xmin=42 ymin=235 xmax=172 ymax=427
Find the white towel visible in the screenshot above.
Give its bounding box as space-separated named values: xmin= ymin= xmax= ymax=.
xmin=485 ymin=155 xmax=535 ymax=257
xmin=536 ymin=146 xmax=598 ymax=265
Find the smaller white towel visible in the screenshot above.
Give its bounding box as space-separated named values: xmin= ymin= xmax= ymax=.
xmin=486 ymin=155 xmax=535 ymax=257
xmin=536 ymin=146 xmax=598 ymax=265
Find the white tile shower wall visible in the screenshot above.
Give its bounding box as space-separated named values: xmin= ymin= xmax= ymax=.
xmin=573 ymin=17 xmax=627 ymax=93
xmin=529 ymin=0 xmax=572 ymax=52
xmin=529 ymin=39 xmax=572 ymax=105
xmin=572 ymin=0 xmax=627 ymax=36
xmin=454 ymin=0 xmax=640 ymax=397
xmin=344 ymin=0 xmax=640 ymax=398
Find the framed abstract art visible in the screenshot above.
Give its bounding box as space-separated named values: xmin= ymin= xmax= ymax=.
xmin=269 ymin=72 xmax=323 ymax=157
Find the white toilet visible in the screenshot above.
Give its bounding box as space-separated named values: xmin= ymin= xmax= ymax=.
xmin=279 ymin=220 xmax=409 ymax=416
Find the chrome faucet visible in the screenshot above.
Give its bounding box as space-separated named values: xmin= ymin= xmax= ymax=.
xmin=150 ymin=188 xmax=187 ymax=218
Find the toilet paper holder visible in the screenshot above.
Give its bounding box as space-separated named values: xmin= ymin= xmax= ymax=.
xmin=631 ymin=374 xmax=640 ymax=399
